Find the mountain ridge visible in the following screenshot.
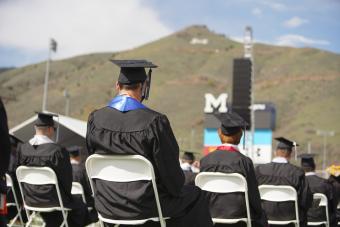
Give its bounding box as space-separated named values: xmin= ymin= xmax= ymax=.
xmin=1 ymin=25 xmax=339 ymax=166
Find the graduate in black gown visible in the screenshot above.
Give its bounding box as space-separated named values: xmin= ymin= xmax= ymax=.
xmin=327 ymin=165 xmax=340 ymax=225
xmin=16 ymin=112 xmax=93 ymax=227
xmin=180 ymin=151 xmax=199 ymax=185
xmin=299 ymin=154 xmax=337 ymax=227
xmin=0 ymin=98 xmax=11 ymax=227
xmin=68 ymin=146 xmax=98 ymax=221
xmin=200 ymin=112 xmax=268 ymax=227
xmin=6 ymin=135 xmax=27 ymax=223
xmin=86 ymin=59 xmax=213 ymax=227
xmin=255 ymin=137 xmax=312 ymax=227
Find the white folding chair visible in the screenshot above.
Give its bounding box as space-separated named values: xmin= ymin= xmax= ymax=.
xmin=6 ymin=173 xmax=24 ymax=227
xmin=195 ymin=172 xmax=252 ymax=227
xmin=85 ymin=154 xmax=167 ymax=227
xmin=258 ymin=185 xmax=299 ymax=227
xmin=307 ymin=193 xmax=329 ymax=227
xmin=71 ymin=182 xmax=86 ymax=203
xmin=16 ymin=166 xmax=70 ymax=227
xmin=337 ymin=202 xmax=340 ymax=226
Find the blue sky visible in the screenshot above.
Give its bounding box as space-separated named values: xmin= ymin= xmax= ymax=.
xmin=0 ymin=0 xmax=339 ymax=67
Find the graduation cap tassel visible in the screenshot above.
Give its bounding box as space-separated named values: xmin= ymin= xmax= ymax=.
xmin=141 ymin=68 xmax=152 ymax=102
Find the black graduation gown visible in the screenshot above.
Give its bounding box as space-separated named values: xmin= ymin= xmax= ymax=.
xmin=0 ymin=98 xmax=10 ymax=194
xmin=183 ymin=170 xmax=197 ymax=186
xmin=328 ymin=175 xmax=340 ymax=225
xmin=71 ymin=163 xmax=94 ymax=207
xmin=306 ymin=174 xmax=337 ymax=227
xmin=255 ymin=162 xmax=312 ymax=227
xmin=17 ymin=142 xmax=92 ymax=227
xmin=200 ymin=149 xmax=268 ymax=227
xmin=86 ymin=106 xmax=213 ymax=227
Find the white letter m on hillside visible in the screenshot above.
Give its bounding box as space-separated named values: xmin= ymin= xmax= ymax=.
xmin=204 ymin=93 xmax=228 ymax=113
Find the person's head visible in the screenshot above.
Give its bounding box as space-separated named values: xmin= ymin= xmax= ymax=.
xmin=218 ymin=127 xmax=243 ymax=145
xmin=115 ymin=82 xmax=143 ymax=101
xmin=181 ymin=152 xmax=195 ymax=165
xmin=275 ymin=148 xmax=292 ymax=160
xmin=214 ymin=111 xmax=248 ymax=146
xmin=67 ymin=146 xmax=81 ymax=162
xmin=274 ymin=137 xmax=298 ymax=161
xmin=299 ymin=153 xmax=316 ymax=173
xmin=34 ymin=112 xmax=58 ymax=139
xmin=34 ymin=125 xmax=55 ymax=139
xmin=111 ymin=60 xmax=157 ymax=102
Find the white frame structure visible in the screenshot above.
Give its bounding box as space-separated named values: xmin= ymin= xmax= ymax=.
xmin=258 ymin=185 xmax=299 ymax=227
xmin=307 ymin=193 xmax=329 ymax=227
xmin=195 ymin=172 xmax=252 ymax=227
xmin=16 ymin=166 xmax=70 ymax=227
xmin=85 ymin=154 xmax=167 ymax=227
xmin=5 ymin=173 xmax=24 ymax=227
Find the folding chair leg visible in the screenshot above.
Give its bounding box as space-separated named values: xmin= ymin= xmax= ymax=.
xmin=25 ymin=211 xmax=36 ymax=227
xmin=60 ymin=211 xmax=69 ymax=227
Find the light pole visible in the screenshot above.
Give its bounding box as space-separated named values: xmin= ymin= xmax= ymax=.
xmin=316 ymin=130 xmax=335 ymax=170
xmin=42 ymin=38 xmax=57 ymax=111
xmin=63 ymin=89 xmax=70 ymax=116
xmin=244 ymin=26 xmax=255 ymax=159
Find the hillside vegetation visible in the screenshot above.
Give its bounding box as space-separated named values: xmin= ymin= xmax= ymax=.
xmin=1 ymin=25 xmax=340 ymax=166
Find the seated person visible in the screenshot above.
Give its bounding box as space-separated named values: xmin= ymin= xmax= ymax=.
xmin=16 ymin=112 xmax=93 ymax=227
xmin=200 ymin=112 xmax=267 ymax=227
xmin=255 ymin=137 xmax=312 ymax=227
xmin=6 ymin=135 xmax=27 ymax=223
xmin=327 ymin=165 xmax=340 ymax=225
xmin=180 ymin=151 xmax=199 ymax=185
xmin=299 ymin=154 xmax=337 ymax=226
xmin=86 ymin=60 xmax=213 ymax=227
xmin=67 ymin=146 xmax=97 ymax=221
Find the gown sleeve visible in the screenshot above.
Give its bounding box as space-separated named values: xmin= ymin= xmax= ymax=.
xmin=53 ymin=147 xmax=73 ymax=195
xmin=150 ymin=115 xmax=184 ymax=197
xmin=0 ymin=98 xmax=11 ymax=180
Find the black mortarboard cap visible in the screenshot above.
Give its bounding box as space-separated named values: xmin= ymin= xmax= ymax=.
xmin=35 ymin=112 xmax=58 ymax=127
xmin=111 ymin=60 xmax=157 ymax=84
xmin=298 ymin=153 xmax=316 ymax=168
xmin=275 ymin=137 xmax=299 ymax=152
xmin=9 ymin=135 xmax=23 ymax=145
xmin=182 ymin=151 xmax=195 ymax=162
xmin=67 ymin=146 xmax=81 ymax=157
xmin=214 ymin=111 xmax=249 ymax=135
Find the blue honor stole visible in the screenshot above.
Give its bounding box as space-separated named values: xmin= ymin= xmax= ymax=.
xmin=107 ymin=95 xmax=146 ymax=112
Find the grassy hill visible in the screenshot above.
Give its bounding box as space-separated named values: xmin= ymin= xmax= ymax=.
xmin=1 ymin=25 xmax=340 ymax=166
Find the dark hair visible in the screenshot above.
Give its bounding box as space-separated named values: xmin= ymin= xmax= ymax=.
xmin=118 ymin=82 xmax=142 ymax=91
xmin=302 ymin=166 xmax=315 ymax=173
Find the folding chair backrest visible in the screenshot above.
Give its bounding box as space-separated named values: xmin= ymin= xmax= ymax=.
xmin=258 ymin=185 xmax=297 ymax=202
xmin=195 ymin=172 xmax=251 ymax=227
xmin=314 ymin=193 xmax=327 ymax=207
xmin=16 ymin=166 xmax=58 ymax=185
xmin=71 ymin=182 xmax=86 ymax=203
xmin=259 ymin=185 xmax=299 ymax=225
xmin=195 ymin=172 xmax=247 ymax=193
xmin=6 ymin=173 xmax=13 ymax=187
xmin=86 ymin=154 xmax=153 ymax=182
xmin=85 ymin=154 xmax=165 ymax=225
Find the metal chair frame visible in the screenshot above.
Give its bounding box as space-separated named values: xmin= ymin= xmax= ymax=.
xmin=16 ymin=166 xmax=70 ymax=227
xmin=195 ymin=172 xmax=252 ymax=227
xmin=85 ymin=154 xmax=168 ymax=227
